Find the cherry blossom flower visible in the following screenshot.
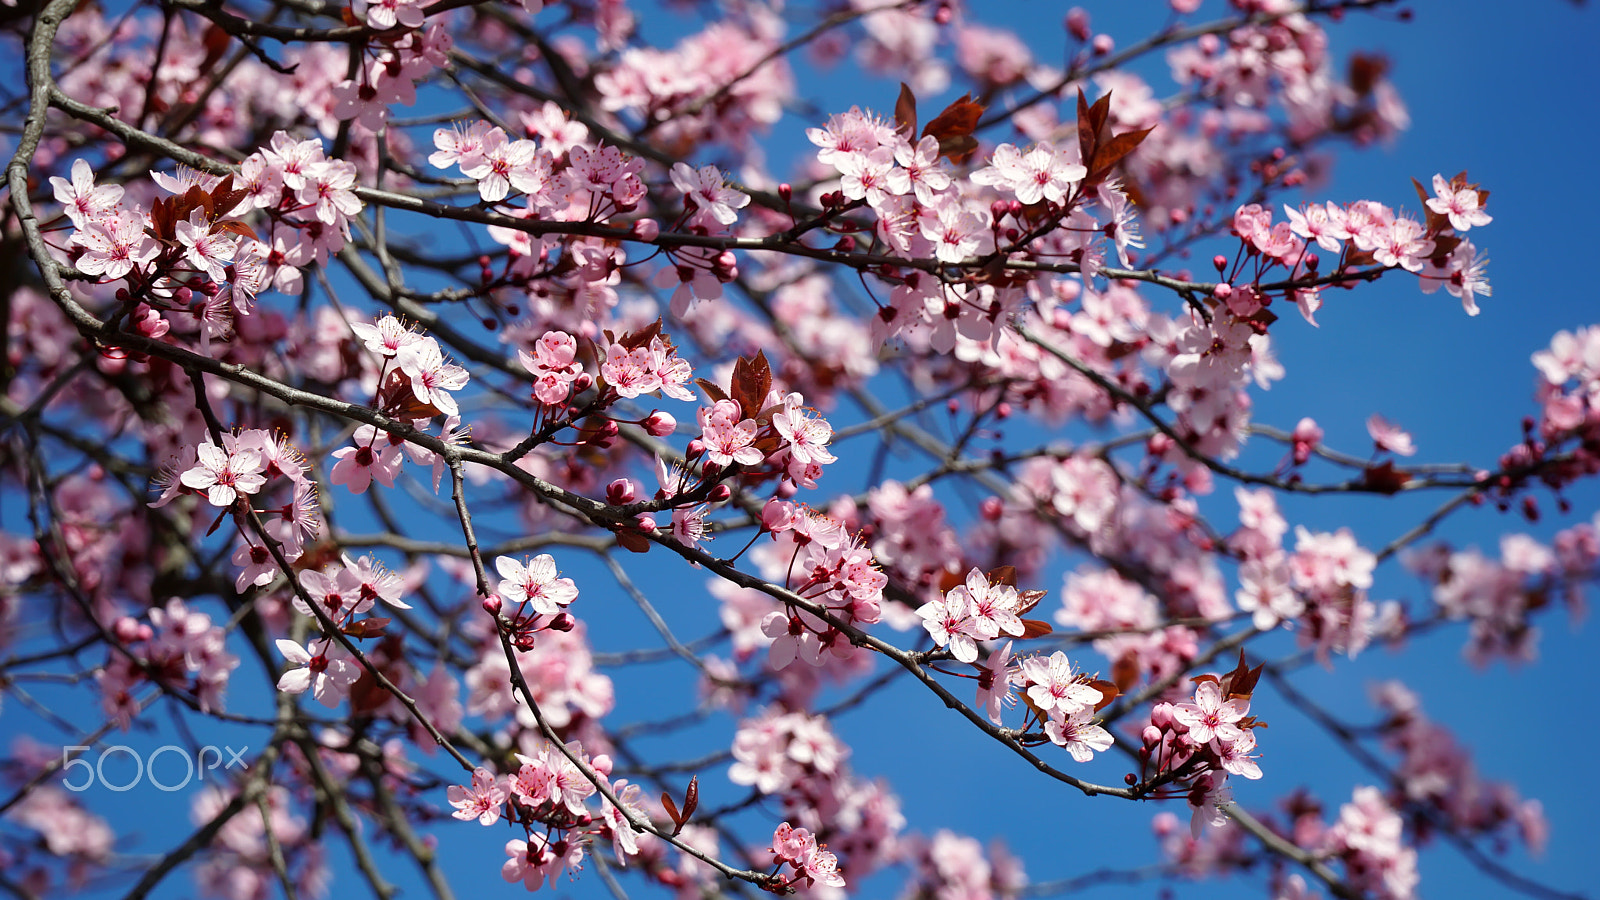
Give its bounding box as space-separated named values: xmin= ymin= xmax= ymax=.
xmin=275 ymin=638 xmax=360 ymax=708
xmin=1044 ymin=706 xmax=1114 ymax=762
xmin=51 ymin=159 xmax=123 ymax=226
xmin=697 ymin=399 xmax=763 ymax=467
xmin=976 ymin=640 xmax=1018 ymax=724
xmin=448 ymin=767 xmax=508 ymax=825
xmin=1020 ymin=651 xmax=1101 ymax=715
xmin=1367 ymin=414 xmax=1416 ymax=456
xmin=73 ymin=209 xmax=158 ymax=281
xmin=352 ymin=315 xmax=423 ymax=358
xmin=1172 ymin=680 xmax=1248 ymax=746
xmin=670 ymin=162 xmax=750 ymax=227
xmin=1426 ymin=173 xmax=1492 ymax=232
xmin=916 ymin=588 xmax=982 ymax=663
xmin=971 ymin=141 xmax=1086 ymax=205
xmin=495 ymin=554 xmax=578 ymax=614
xmin=181 ymin=438 xmax=267 ymax=507
xmin=330 ymin=437 xmax=405 ymax=495
xmin=396 ymin=338 xmax=470 ymax=416
xmin=1419 ymin=238 xmax=1491 ymax=316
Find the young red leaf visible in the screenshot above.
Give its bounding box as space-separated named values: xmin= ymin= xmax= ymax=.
xmin=618 ymin=318 xmax=663 ymax=351
xmin=695 ymin=378 xmax=730 ymax=404
xmin=616 ymin=529 xmax=652 ymax=553
xmin=985 ymin=565 xmax=1017 ymax=587
xmin=1018 ymin=618 xmax=1054 ymax=639
xmin=1014 ymin=589 xmax=1048 ymax=616
xmin=921 ymin=94 xmax=985 ymax=163
xmin=342 ymin=618 xmax=391 ymax=638
xmin=1088 ymin=126 xmax=1155 ymax=186
xmin=894 ymin=82 xmax=918 ymax=139
xmin=660 ymin=792 xmax=681 ymax=826
xmin=681 ymin=775 xmax=699 ymax=823
xmin=1089 ymin=679 xmax=1120 ymax=712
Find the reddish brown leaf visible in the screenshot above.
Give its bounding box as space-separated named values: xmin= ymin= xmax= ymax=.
xmin=615 ymin=529 xmax=652 ymax=553
xmin=935 ymin=569 xmax=964 ymax=594
xmin=694 ymin=378 xmax=729 ymax=404
xmin=1018 ymin=618 xmax=1054 ymax=639
xmin=1076 ymin=89 xmax=1096 ymax=171
xmin=618 ymin=318 xmax=663 ymax=351
xmin=730 ymin=351 xmax=772 ymax=417
xmin=894 ymin=82 xmax=918 ymax=139
xmin=1089 ymin=678 xmax=1120 ymax=712
xmin=985 ymin=565 xmax=1017 ymax=587
xmin=1088 ymin=126 xmax=1155 ymax=186
xmin=1222 ymin=650 xmax=1264 ymax=700
xmin=1362 ymin=460 xmax=1412 ymax=495
xmin=1111 ymin=653 xmax=1139 ymax=692
xmin=200 ymin=24 xmax=231 ymax=71
xmin=681 ymin=775 xmax=699 ymax=823
xmin=342 ymin=617 xmax=391 ymax=638
xmin=921 ymin=94 xmax=985 ymax=163
xmin=214 ymin=220 xmax=259 ymax=241
xmin=1014 ymin=589 xmax=1047 ymax=616
xmin=1348 ymin=52 xmax=1389 ymax=96
xmin=204 ymin=506 xmax=231 ymax=537
xmin=660 ymin=792 xmax=680 ymax=826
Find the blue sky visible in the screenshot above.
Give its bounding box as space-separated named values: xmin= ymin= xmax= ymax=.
xmin=5 ymin=2 xmax=1599 ymax=899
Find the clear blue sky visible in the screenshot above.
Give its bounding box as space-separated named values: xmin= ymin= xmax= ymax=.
xmin=5 ymin=2 xmax=1598 ymax=900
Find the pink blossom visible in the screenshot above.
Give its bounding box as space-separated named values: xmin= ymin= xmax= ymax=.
xmin=1367 ymin=414 xmax=1416 ymax=456
xmin=1426 ymin=173 xmax=1492 ymax=232
xmin=971 ymin=141 xmax=1086 ymax=205
xmin=180 ymin=438 xmax=267 ymax=507
xmin=494 ymin=554 xmax=578 ymax=615
xmin=275 ymin=638 xmax=360 ymax=708
xmin=697 ymin=399 xmax=763 ymax=467
xmin=1172 ymin=680 xmax=1249 ymax=746
xmin=448 ymin=767 xmax=508 ymax=825
xmin=51 ymin=158 xmax=123 ymax=225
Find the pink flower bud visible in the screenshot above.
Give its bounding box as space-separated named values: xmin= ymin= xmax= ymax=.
xmin=1092 ymin=34 xmax=1114 ymax=55
xmin=1150 ymin=702 xmax=1174 ymax=729
xmin=708 ymin=484 xmax=731 ymax=502
xmin=644 ymin=410 xmax=677 ymax=437
xmin=1143 ymin=725 xmax=1163 ymax=747
xmin=607 ymin=478 xmax=637 ymax=505
xmin=980 ymin=497 xmax=1004 ymax=521
xmin=1212 ymin=282 xmax=1233 ymax=300
xmin=482 ymin=595 xmax=503 ymax=616
xmin=1066 ymin=7 xmax=1091 ymax=41
xmin=113 ymin=617 xmax=144 ymax=643
xmin=1213 ymin=254 xmax=1228 ymax=272
xmin=635 ymin=514 xmax=658 ymax=532
xmin=631 ymin=218 xmax=660 ymax=241
xmin=572 ymin=373 xmax=593 ymax=393
xmin=685 ymin=439 xmax=705 ymax=460
xmin=548 ymin=612 xmax=576 ymax=632
xmin=762 ymin=498 xmax=795 ymax=533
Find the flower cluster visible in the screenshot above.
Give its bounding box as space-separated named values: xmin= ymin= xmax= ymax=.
xmin=98 ymin=599 xmax=240 ymax=725
xmin=1140 ymin=667 xmax=1266 ymax=837
xmin=916 ymin=567 xmax=1027 ymax=663
xmin=445 ymin=743 xmax=652 ymax=892
xmin=768 ymin=822 xmax=845 ymax=890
